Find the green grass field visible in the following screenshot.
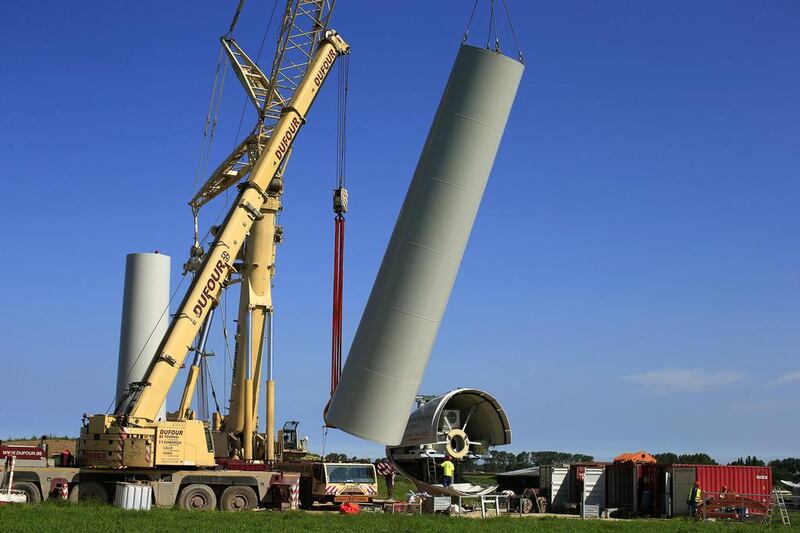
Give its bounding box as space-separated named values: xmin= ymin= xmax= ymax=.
xmin=0 ymin=503 xmax=797 ymax=533
xmin=0 ymin=503 xmax=800 ymax=533
xmin=1 ymin=473 xmax=796 ymax=532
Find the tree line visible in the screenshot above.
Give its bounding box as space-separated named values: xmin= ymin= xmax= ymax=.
xmin=653 ymin=453 xmax=800 ymax=482
xmin=653 ymin=452 xmax=717 ymax=465
xmin=322 ymin=450 xmax=596 ymax=471
xmin=768 ymin=458 xmax=800 ymax=483
xmin=476 ymin=451 xmax=800 ymax=482
xmin=323 ymin=453 xmax=372 ymax=463
xmin=467 ymin=450 xmax=595 ymax=472
xmin=322 ymin=450 xmax=799 ymax=483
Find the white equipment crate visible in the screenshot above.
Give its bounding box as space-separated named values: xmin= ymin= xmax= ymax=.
xmin=114 ymin=482 xmax=152 ymax=510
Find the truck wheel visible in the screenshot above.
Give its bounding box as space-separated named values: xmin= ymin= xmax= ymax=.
xmin=520 ymin=497 xmax=533 ymax=514
xmin=536 ymin=496 xmax=547 ymax=513
xmin=178 ymin=484 xmax=217 ymax=511
xmin=299 ymin=482 xmax=313 ymax=510
xmin=68 ymin=482 xmax=108 ymax=504
xmin=299 ymin=494 xmax=313 ymax=510
xmin=219 ymin=486 xmax=257 ymax=511
xmin=14 ymin=482 xmax=42 ymax=504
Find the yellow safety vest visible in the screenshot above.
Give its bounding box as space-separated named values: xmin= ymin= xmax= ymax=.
xmin=688 ymin=487 xmax=702 ymax=503
xmin=442 ymin=460 xmax=455 ymax=477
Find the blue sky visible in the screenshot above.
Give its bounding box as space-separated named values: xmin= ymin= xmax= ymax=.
xmin=0 ymin=1 xmax=797 ymax=463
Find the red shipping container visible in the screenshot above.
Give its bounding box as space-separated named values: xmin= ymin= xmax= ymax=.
xmin=679 ymin=465 xmax=772 ymax=506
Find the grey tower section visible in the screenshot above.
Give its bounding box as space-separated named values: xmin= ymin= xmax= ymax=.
xmin=325 ymin=45 xmax=524 ymax=445
xmin=116 ymin=253 xmax=170 ymax=420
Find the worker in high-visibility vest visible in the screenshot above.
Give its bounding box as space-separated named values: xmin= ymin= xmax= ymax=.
xmin=385 ymin=470 xmax=396 ymax=500
xmin=687 ymin=482 xmax=702 ymax=517
xmin=440 ymin=456 xmax=455 ymax=488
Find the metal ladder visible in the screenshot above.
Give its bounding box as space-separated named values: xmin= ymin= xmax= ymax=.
xmin=425 ymin=458 xmax=437 ymax=484
xmin=773 ymin=489 xmax=792 ymax=525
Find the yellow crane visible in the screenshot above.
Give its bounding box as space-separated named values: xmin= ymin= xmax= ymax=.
xmin=180 ymin=0 xmax=342 ymax=464
xmin=79 ymin=2 xmax=348 ymax=469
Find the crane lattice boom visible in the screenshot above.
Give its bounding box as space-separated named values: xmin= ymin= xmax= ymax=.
xmin=190 ymin=0 xmax=336 ymax=210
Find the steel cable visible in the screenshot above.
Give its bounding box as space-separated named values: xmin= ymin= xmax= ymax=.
xmin=501 ymin=0 xmax=525 ymax=63
xmin=463 ymin=0 xmax=480 ymax=42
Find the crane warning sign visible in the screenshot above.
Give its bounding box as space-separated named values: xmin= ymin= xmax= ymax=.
xmin=156 ymin=426 xmax=185 ymax=464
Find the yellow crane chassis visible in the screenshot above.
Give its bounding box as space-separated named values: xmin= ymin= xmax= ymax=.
xmin=10 ymin=465 xmax=300 ymax=511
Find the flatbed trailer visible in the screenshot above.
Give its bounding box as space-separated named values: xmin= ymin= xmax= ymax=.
xmin=11 ymin=464 xmax=300 ymax=511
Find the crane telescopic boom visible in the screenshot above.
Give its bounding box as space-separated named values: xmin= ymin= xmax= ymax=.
xmin=79 ymin=30 xmax=349 ymax=469
xmin=128 ymin=31 xmax=348 ymax=424
xmin=183 ymin=0 xmax=340 ymax=463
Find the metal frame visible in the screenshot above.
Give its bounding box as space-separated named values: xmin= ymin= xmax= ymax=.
xmin=190 ymin=0 xmax=335 ymax=210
